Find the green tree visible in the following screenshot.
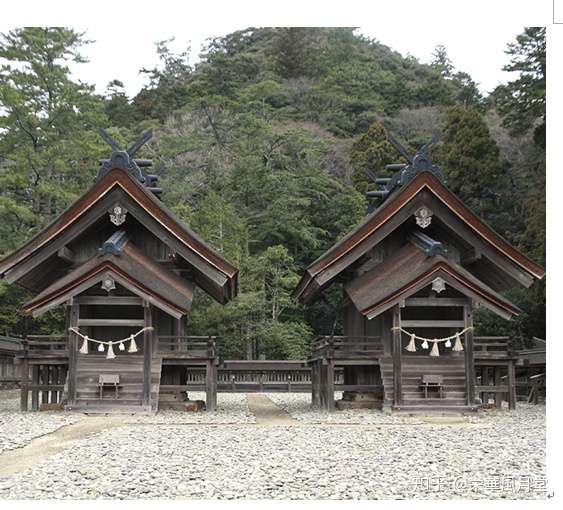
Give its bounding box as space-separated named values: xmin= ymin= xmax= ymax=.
xmin=350 ymin=121 xmax=398 ymax=194
xmin=434 ymin=106 xmax=507 ymax=225
xmin=0 ymin=27 xmax=107 ymax=238
xmin=0 ymin=27 xmax=108 ymax=335
xmin=104 ymin=79 xmax=139 ymax=128
xmin=494 ymin=27 xmax=546 ymax=143
xmin=431 ymin=44 xmax=454 ymax=78
xmin=134 ymin=38 xmax=193 ymax=121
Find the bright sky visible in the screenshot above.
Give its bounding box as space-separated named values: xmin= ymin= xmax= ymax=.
xmin=0 ymin=0 xmax=551 ymax=98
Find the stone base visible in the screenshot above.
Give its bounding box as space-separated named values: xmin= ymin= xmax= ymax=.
xmin=40 ymin=403 xmax=64 ymax=411
xmin=336 ymin=399 xmax=381 ymax=410
xmin=159 ymin=400 xmax=206 ymax=412
xmin=336 ymin=391 xmax=383 ymax=410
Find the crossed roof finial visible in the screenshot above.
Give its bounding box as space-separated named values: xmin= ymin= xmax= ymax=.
xmin=95 ymin=129 xmax=164 ymax=195
xmin=364 ymin=131 xmax=445 ymax=209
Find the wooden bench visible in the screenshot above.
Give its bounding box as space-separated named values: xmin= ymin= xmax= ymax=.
xmin=98 ymin=374 xmax=120 ymax=399
xmin=421 ymin=374 xmax=444 ymax=399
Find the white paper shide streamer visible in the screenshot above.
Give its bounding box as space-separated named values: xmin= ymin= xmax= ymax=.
xmin=69 ymin=326 xmax=151 ymax=359
xmin=391 ymin=326 xmax=473 ymax=357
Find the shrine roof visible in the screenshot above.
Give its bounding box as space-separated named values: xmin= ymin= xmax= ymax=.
xmin=294 ymin=171 xmax=544 ymax=304
xmin=345 ymin=242 xmax=521 ymax=320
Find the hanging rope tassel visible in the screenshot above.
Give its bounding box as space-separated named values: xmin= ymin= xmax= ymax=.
xmin=128 ymin=335 xmax=138 ymax=353
xmin=106 ymin=342 xmax=116 ymax=359
xmin=79 ymin=336 xmax=89 ymax=354
xmin=405 ymin=333 xmax=417 ymax=352
xmin=430 ymin=340 xmax=440 ymax=357
xmin=421 ymin=340 xmax=429 ymax=350
xmin=452 ymin=333 xmax=464 ymax=352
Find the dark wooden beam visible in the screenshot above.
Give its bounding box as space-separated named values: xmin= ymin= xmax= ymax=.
xmin=77 ymin=319 xmax=145 ymax=327
xmin=57 ymin=246 xmax=75 ymax=264
xmin=142 ymin=302 xmax=152 ymax=408
xmin=326 ymin=359 xmax=335 ymax=411
xmin=494 ymin=367 xmax=503 ymax=408
xmin=67 ymin=301 xmax=79 ymax=408
xmin=463 ymin=303 xmax=475 ymax=406
xmin=460 ymin=247 xmax=482 ymax=266
xmin=392 ymin=305 xmax=402 ymax=407
xmin=19 ymin=343 xmax=29 ymax=411
xmin=404 ymin=297 xmax=468 ymax=307
xmin=507 ymin=360 xmax=516 ymax=410
xmin=75 ymin=296 xmax=143 ymax=306
xmin=401 ymin=320 xmax=465 ymax=328
xmin=205 ymin=359 xmax=217 ymax=411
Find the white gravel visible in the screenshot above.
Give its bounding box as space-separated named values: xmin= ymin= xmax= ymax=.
xmin=265 ymin=392 xmax=426 ymax=424
xmin=0 ymin=390 xmax=81 ymax=454
xmin=0 ymin=390 xmax=546 ymax=500
xmin=130 ymin=393 xmax=255 ymax=424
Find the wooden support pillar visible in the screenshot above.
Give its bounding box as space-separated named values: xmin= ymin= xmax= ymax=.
xmin=20 ymin=342 xmax=29 ymax=412
xmin=67 ymin=301 xmax=79 ymax=407
xmin=482 ymin=367 xmax=490 ymax=404
xmin=507 ymin=360 xmax=516 ymax=410
xmin=175 ymin=315 xmax=185 ymax=352
xmin=392 ymin=305 xmax=402 ymax=408
xmin=311 ymin=362 xmax=320 ymax=408
xmin=319 ymin=361 xmax=326 ymax=409
xmin=494 ymin=366 xmax=503 ymax=408
xmin=326 ymin=359 xmax=335 ymax=412
xmin=58 ymin=365 xmax=65 ymax=404
xmin=41 ymin=365 xmax=49 ymax=405
xmin=142 ymin=302 xmax=153 ymax=409
xmin=463 ymin=303 xmax=475 ymax=406
xmin=31 ymin=365 xmax=39 ymax=411
xmin=206 ymin=360 xmax=217 ymax=411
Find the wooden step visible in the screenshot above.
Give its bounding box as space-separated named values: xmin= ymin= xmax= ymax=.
xmin=74 ymin=396 xmax=144 ymax=405
xmin=67 ymin=404 xmax=152 ymax=414
xmin=393 ymin=404 xmax=478 ymax=413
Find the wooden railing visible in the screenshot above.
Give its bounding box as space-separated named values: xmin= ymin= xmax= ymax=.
xmin=474 ymin=336 xmax=513 ymax=359
xmin=182 ymin=365 xmax=344 ymax=393
xmin=157 ymin=335 xmax=218 ymax=359
xmin=311 ymin=336 xmax=384 ymax=360
xmin=25 ymin=335 xmax=69 ymax=356
xmin=20 ymin=334 xmax=220 ymax=359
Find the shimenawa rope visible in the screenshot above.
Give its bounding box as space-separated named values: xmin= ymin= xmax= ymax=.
xmin=390 ymin=326 xmax=473 ymax=356
xmin=68 ymin=326 xmax=153 ymax=358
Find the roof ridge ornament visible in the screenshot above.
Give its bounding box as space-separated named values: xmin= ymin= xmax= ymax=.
xmin=95 ymin=129 xmax=164 ymax=196
xmin=365 ymin=131 xmax=445 ymax=208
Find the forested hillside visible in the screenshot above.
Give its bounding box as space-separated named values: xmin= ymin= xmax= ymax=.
xmin=0 ymin=27 xmax=545 ymax=357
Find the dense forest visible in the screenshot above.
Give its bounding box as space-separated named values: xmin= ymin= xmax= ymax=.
xmin=0 ymin=27 xmax=545 ymax=358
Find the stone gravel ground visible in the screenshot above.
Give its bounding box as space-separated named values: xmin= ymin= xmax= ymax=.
xmin=128 ymin=393 xmax=255 ymax=425
xmin=0 ymin=390 xmax=546 ymax=500
xmin=266 ymin=392 xmax=426 ymax=424
xmin=0 ymin=390 xmax=81 ymax=454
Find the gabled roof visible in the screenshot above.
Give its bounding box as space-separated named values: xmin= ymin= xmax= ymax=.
xmin=345 ymin=242 xmax=521 ymax=320
xmin=294 ymin=171 xmax=545 ymax=303
xmin=24 ymin=238 xmax=194 ymax=319
xmin=0 ymin=167 xmax=238 ymax=303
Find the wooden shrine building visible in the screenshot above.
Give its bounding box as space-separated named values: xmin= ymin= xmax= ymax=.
xmin=0 ymin=130 xmax=237 ymax=412
xmin=294 ymin=135 xmax=545 ymax=412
